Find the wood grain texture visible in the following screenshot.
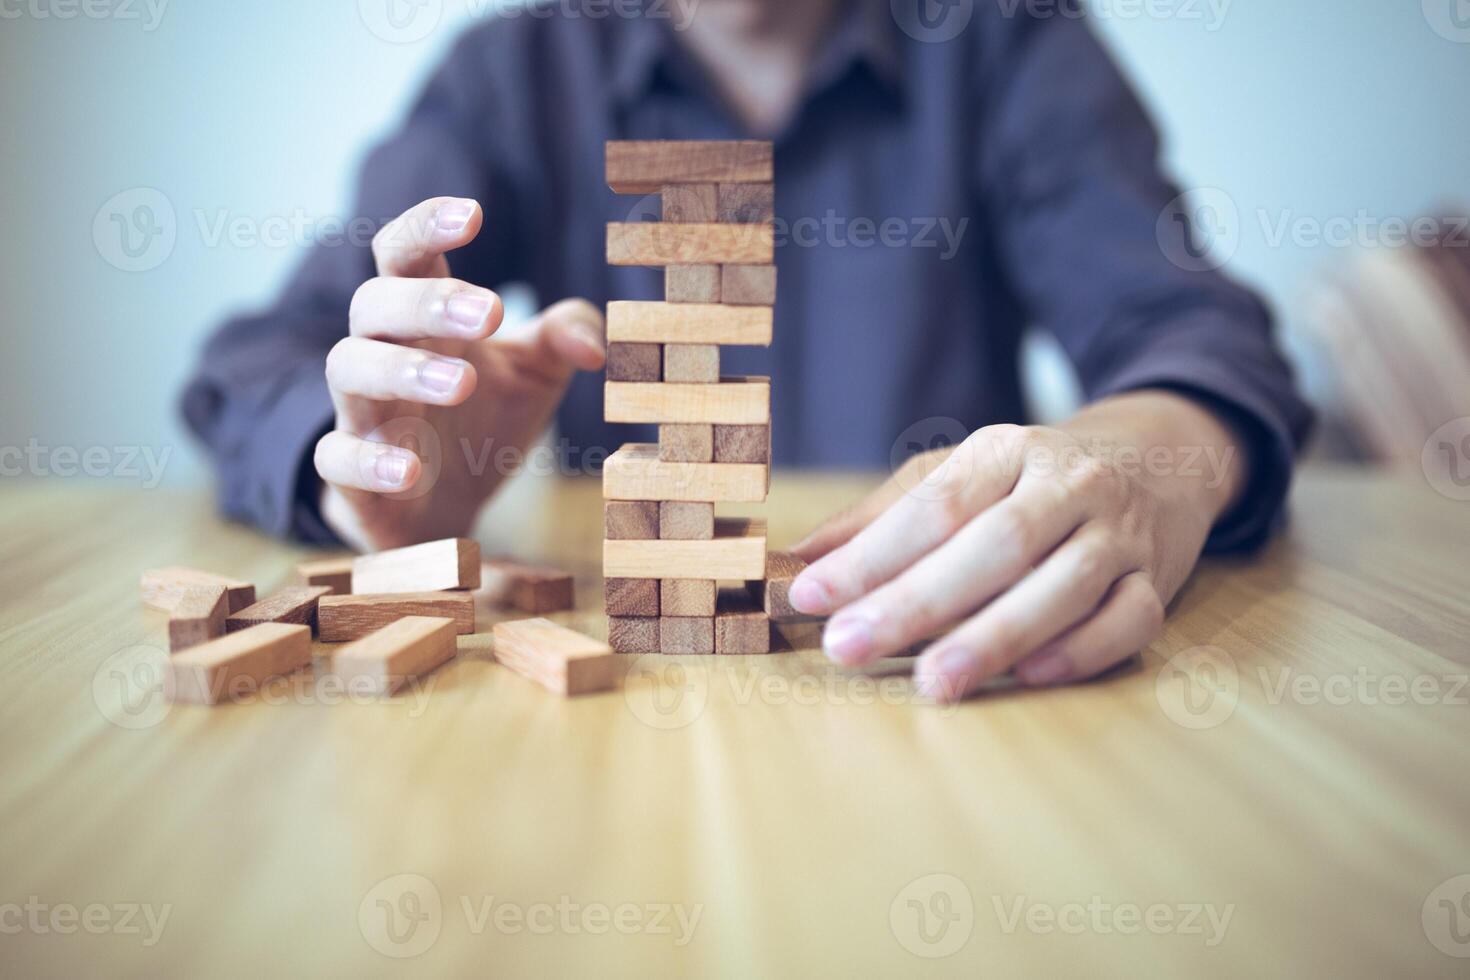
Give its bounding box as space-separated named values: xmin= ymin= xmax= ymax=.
xmin=659 ymin=501 xmax=714 ymax=540
xmin=351 ymin=538 xmax=480 ymax=594
xmin=715 ymin=587 xmax=771 ymax=655
xmin=481 ymin=560 xmax=575 ymax=614
xmin=605 ymin=378 xmax=770 ymax=425
xmin=606 ymin=342 xmax=662 ymax=382
xmin=713 ymin=424 xmax=770 ymax=464
xmin=602 ymin=444 xmax=768 ymax=503
xmin=294 ymin=556 xmax=353 ymax=596
xmin=605 ymin=577 xmax=658 ymax=617
xmin=659 ymin=617 xmax=714 ymax=655
xmin=167 ymin=585 xmax=228 ymax=653
xmin=664 ymin=265 xmax=721 ymax=304
xmin=604 ymin=500 xmax=659 ymax=540
xmin=166 ymin=623 xmax=311 ymax=705
xmin=606 ymin=140 xmax=772 ymax=195
xmin=603 ymin=518 xmax=766 ymax=580
xmin=491 ymin=618 xmax=618 ymax=696
xmin=750 ymin=550 xmax=816 ymax=622
xmin=717 ymin=182 xmax=774 ymax=223
xmin=720 ymin=264 xmax=777 ymax=306
xmin=317 ymin=592 xmax=475 ymax=642
xmin=658 ymin=424 xmax=714 ymax=463
xmin=226 ymin=586 xmax=331 ymax=635
xmin=607 ymin=616 xmax=659 ymax=654
xmin=326 ymin=616 xmax=458 ymax=696
xmin=660 ymin=579 xmax=716 ymax=617
xmin=606 ymin=222 xmax=774 ymax=266
xmin=661 ymin=184 xmax=717 ymax=222
xmin=663 ymin=344 xmax=719 ymax=383
xmin=141 ymin=566 xmax=254 ymax=614
xmin=607 ymin=300 xmax=771 ymax=346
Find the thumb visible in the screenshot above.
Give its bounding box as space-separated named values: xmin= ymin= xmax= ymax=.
xmin=525 ymin=298 xmax=606 ymax=378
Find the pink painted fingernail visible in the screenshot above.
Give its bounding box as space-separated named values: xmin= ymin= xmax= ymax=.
xmin=446 ymin=294 xmax=491 ymax=333
xmin=1017 ymin=651 xmax=1072 ymax=686
xmin=788 ymin=574 xmax=830 ymax=614
xmin=435 ymin=200 xmax=475 ymax=233
xmin=419 ymin=357 xmax=466 ymax=395
xmin=374 ymin=451 xmax=410 ymax=488
xmin=823 ymin=610 xmax=878 ymax=665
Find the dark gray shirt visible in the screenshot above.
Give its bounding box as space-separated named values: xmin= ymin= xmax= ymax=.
xmin=182 ymin=0 xmax=1312 ymax=548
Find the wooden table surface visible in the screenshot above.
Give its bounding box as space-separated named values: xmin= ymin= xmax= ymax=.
xmin=1 ymin=468 xmax=1468 ymax=979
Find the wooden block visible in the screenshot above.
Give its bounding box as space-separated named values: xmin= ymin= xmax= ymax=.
xmin=603 ymin=444 xmax=768 ymax=503
xmin=606 ymin=341 xmax=663 ymax=382
xmin=607 ymin=301 xmax=771 ymax=346
xmin=720 ymin=264 xmax=777 ymax=306
xmin=492 ymin=618 xmax=619 ymax=696
xmin=659 ymin=501 xmax=714 ymax=540
xmin=717 ymin=183 xmax=774 ymax=223
xmin=295 ymin=556 xmax=353 ymax=595
xmin=661 ymin=184 xmax=717 ymax=223
xmin=604 ymin=518 xmax=766 ymax=580
xmin=608 ymin=616 xmax=660 ymax=654
xmin=661 ymin=579 xmax=716 ymax=617
xmin=327 ymin=616 xmax=458 ymax=696
xmin=748 ymin=550 xmax=816 ymax=622
xmin=606 ymin=140 xmax=772 ymax=195
xmin=482 ymin=559 xmax=575 ymax=614
xmin=226 ymin=586 xmax=332 ymax=634
xmin=167 ymin=585 xmax=228 ymax=653
xmin=605 ymin=377 xmax=770 ymax=425
xmin=665 ymin=265 xmax=721 ymax=304
xmin=141 ymin=567 xmax=255 ymax=615
xmin=352 ymin=538 xmax=480 ymax=594
xmin=664 ymin=344 xmax=719 ymax=383
xmin=318 ymin=592 xmax=475 ymax=642
xmin=660 ymin=617 xmax=714 ymax=655
xmin=605 ymin=500 xmax=659 ymax=540
xmin=658 ymin=424 xmax=714 ymax=463
xmin=606 ymin=222 xmax=773 ymax=266
xmin=605 ymin=578 xmax=659 ymax=617
xmin=715 ymin=588 xmax=771 ymax=655
xmin=167 ymin=623 xmax=311 ymax=705
xmin=713 ymin=424 xmax=770 ymax=463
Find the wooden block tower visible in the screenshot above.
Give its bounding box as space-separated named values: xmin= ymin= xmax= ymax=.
xmin=602 ymin=140 xmax=777 ymax=655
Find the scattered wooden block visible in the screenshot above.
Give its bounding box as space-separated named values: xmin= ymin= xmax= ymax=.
xmin=326 ymin=616 xmax=458 ymax=696
xmin=226 ymin=586 xmax=332 ymax=634
xmin=713 ymin=424 xmax=770 ymax=463
xmin=606 ymin=341 xmax=663 ymax=382
xmin=658 ymin=424 xmax=714 ymax=463
xmin=604 ymin=500 xmax=659 ymax=540
xmin=606 ymin=140 xmax=772 ymax=195
xmin=606 ymin=222 xmax=773 ymax=266
xmin=605 ymin=378 xmax=770 ymax=425
xmin=352 ymin=538 xmax=480 ymax=594
xmin=167 ymin=585 xmax=228 ymax=653
xmin=717 ymin=183 xmax=774 ymax=223
xmin=606 ymin=577 xmax=659 ymax=617
xmin=141 ymin=567 xmax=255 ymax=615
xmin=748 ymin=550 xmax=816 ymax=622
xmin=661 ymin=579 xmax=716 ymax=617
xmin=482 ymin=559 xmax=575 ymax=614
xmin=662 ymin=183 xmax=717 ymax=223
xmin=660 ymin=617 xmax=714 ymax=655
xmin=603 ymin=444 xmax=768 ymax=503
xmin=607 ymin=301 xmax=771 ymax=346
xmin=720 ymin=264 xmax=777 ymax=306
xmin=659 ymin=501 xmax=714 ymax=540
xmin=318 ymin=592 xmax=475 ymax=642
xmin=167 ymin=623 xmax=311 ymax=705
xmin=715 ymin=588 xmax=771 ymax=654
xmin=604 ymin=518 xmax=766 ymax=580
xmin=295 ymin=556 xmax=353 ymax=595
xmin=492 ymin=618 xmax=619 ymax=696
xmin=665 ymin=265 xmax=721 ymax=303
xmin=608 ymin=616 xmax=660 ymax=654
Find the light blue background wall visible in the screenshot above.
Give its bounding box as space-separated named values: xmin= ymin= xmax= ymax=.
xmin=2 ymin=0 xmax=1468 ymax=484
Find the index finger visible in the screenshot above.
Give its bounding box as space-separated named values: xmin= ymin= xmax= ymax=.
xmin=372 ymin=196 xmax=483 ymax=278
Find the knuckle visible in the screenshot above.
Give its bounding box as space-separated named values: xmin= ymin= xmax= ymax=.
xmin=1133 ymin=582 xmax=1166 ymax=637
xmin=324 ymin=339 xmax=355 ymax=385
xmin=989 ymin=510 xmax=1035 ymax=566
xmin=1069 ymin=539 xmax=1110 ymax=583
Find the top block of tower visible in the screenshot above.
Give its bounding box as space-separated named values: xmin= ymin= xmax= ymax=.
xmin=606 ymin=141 xmax=773 ymax=195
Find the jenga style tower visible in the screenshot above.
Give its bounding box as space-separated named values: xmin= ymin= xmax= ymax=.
xmin=602 ymin=141 xmax=777 ymax=655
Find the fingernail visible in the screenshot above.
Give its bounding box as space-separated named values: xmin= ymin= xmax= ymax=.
xmin=446 ymin=293 xmax=492 ymax=333
xmin=374 ymin=451 xmax=410 ymax=488
xmin=915 ymin=647 xmax=975 ymax=700
xmin=1016 ymin=651 xmax=1072 ymax=686
xmin=823 ymin=610 xmax=878 ymax=665
xmin=435 ymin=200 xmax=475 ymax=234
xmin=788 ymin=574 xmax=830 ymax=614
xmin=419 ymin=357 xmax=466 ymax=395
